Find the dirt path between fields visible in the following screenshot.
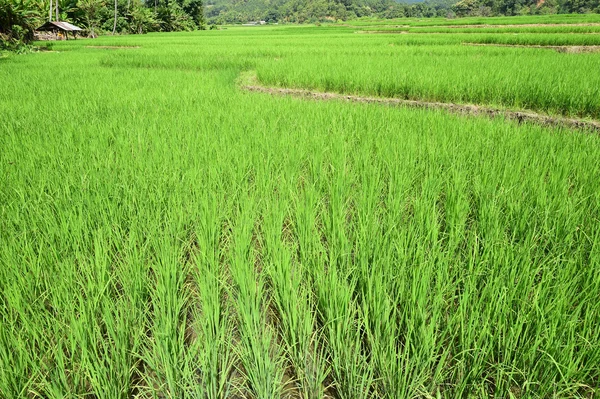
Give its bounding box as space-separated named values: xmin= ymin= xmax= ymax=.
xmin=86 ymin=46 xmax=141 ymax=49
xmin=239 ymin=74 xmax=600 ymax=132
xmin=463 ymin=43 xmax=600 ymax=52
xmin=358 ymin=30 xmax=409 ymax=34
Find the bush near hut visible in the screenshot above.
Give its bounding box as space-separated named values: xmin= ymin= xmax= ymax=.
xmin=0 ymin=0 xmax=43 ymax=47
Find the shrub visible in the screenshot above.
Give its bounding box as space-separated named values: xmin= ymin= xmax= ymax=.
xmin=0 ymin=0 xmax=43 ymax=45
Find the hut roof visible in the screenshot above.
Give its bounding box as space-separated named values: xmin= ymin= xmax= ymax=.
xmin=37 ymin=21 xmax=83 ymax=32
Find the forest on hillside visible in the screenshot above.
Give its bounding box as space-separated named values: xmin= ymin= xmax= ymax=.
xmin=206 ymin=0 xmax=600 ymax=23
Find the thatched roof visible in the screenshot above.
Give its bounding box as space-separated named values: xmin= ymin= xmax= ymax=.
xmin=37 ymin=21 xmax=83 ymax=32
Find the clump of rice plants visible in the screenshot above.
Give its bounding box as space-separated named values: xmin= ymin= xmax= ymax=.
xmin=255 ymin=34 xmax=600 ymax=119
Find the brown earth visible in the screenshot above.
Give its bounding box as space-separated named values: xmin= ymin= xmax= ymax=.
xmin=85 ymin=46 xmax=141 ymax=49
xmin=357 ymin=30 xmax=409 ymax=34
xmin=240 ymin=80 xmax=600 ymax=133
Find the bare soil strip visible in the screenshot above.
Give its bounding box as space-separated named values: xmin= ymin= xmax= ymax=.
xmin=240 ymin=79 xmax=600 ymax=132
xmin=463 ymin=42 xmax=600 ymax=53
xmin=86 ymin=45 xmax=141 ymax=49
xmin=358 ymin=30 xmax=408 ymax=34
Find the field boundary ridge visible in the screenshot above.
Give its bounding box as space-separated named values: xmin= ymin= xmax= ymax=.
xmin=238 ymin=71 xmax=600 ymax=133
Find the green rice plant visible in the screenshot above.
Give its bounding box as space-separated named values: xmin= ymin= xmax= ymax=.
xmin=262 ymin=198 xmax=330 ymax=399
xmin=229 ymin=196 xmax=286 ymax=399
xmin=139 ymin=229 xmax=189 ymax=397
xmin=256 ymin=39 xmax=600 ymax=118
xmin=81 ymin=229 xmax=148 ymax=398
xmin=187 ymin=194 xmax=236 ymax=399
xmin=406 ymin=13 xmax=600 ymax=26
xmin=408 ymin=25 xmax=600 ymax=34
xmin=1 ymin=23 xmax=599 ymax=399
xmin=467 ymin=32 xmax=600 ymax=45
xmin=345 ymin=14 xmax=600 ymax=27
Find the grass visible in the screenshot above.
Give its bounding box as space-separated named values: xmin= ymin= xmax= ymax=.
xmin=1 ymin=19 xmax=600 ymax=398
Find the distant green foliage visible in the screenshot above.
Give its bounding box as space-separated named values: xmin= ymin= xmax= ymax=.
xmin=0 ymin=0 xmax=205 ymax=46
xmin=66 ymin=0 xmax=206 ymax=35
xmin=451 ymin=0 xmax=600 ymax=16
xmin=205 ymin=0 xmax=599 ymax=24
xmin=129 ymin=0 xmax=159 ymax=33
xmin=0 ymin=0 xmax=43 ymax=45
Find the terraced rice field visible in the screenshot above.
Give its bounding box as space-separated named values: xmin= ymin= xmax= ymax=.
xmin=1 ymin=15 xmax=599 ymax=399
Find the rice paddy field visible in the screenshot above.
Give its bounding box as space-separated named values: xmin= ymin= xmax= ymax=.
xmin=1 ymin=14 xmax=600 ymax=399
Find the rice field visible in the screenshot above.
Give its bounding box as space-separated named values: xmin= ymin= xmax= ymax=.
xmin=345 ymin=14 xmax=600 ymax=26
xmin=1 ymin=17 xmax=600 ymax=399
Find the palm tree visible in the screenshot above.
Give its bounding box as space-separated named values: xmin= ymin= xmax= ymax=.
xmin=113 ymin=0 xmax=117 ymax=34
xmin=78 ymin=0 xmax=103 ymax=37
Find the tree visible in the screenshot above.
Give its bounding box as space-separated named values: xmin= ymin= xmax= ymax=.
xmin=182 ymin=0 xmax=205 ymax=27
xmin=129 ymin=0 xmax=158 ymax=33
xmin=113 ymin=0 xmax=117 ymax=33
xmin=263 ymin=8 xmax=279 ymax=21
xmin=0 ymin=0 xmax=43 ymax=45
xmin=78 ymin=0 xmax=104 ymax=36
xmin=452 ymin=0 xmax=478 ymax=15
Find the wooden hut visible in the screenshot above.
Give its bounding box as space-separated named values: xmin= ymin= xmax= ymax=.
xmin=36 ymin=21 xmax=82 ymax=40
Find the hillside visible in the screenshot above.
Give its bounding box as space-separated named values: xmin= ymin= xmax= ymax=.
xmin=204 ymin=0 xmax=474 ymax=24
xmin=205 ymin=0 xmax=400 ymax=23
xmin=206 ymin=0 xmax=599 ymax=24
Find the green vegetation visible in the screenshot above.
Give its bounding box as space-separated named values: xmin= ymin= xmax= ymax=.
xmin=0 ymin=0 xmax=205 ymax=48
xmin=3 ymin=0 xmax=600 ymax=49
xmin=461 ymin=32 xmax=600 ymax=44
xmin=206 ymin=0 xmax=600 ymax=24
xmin=405 ymin=25 xmax=600 ymax=33
xmin=255 ymin=34 xmax=600 ymax=118
xmin=344 ymin=12 xmax=600 ymax=26
xmin=1 ymin=19 xmax=600 ymax=399
xmin=451 ymin=0 xmax=600 ymax=16
xmin=0 ymin=0 xmax=43 ymax=51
